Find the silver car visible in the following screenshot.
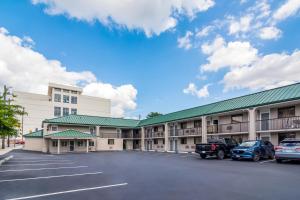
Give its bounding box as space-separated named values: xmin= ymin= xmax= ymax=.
xmin=275 ymin=138 xmax=300 ymax=163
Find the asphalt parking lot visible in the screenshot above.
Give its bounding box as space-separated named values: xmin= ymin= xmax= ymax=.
xmin=0 ymin=150 xmax=300 ymax=200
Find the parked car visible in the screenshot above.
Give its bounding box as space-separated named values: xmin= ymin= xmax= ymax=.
xmin=275 ymin=138 xmax=300 ymax=163
xmin=195 ymin=138 xmax=238 ymax=159
xmin=231 ymin=140 xmax=274 ymax=162
xmin=15 ymin=140 xmax=25 ymax=145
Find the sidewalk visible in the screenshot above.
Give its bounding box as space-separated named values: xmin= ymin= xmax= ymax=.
xmin=0 ymin=145 xmax=22 ymax=156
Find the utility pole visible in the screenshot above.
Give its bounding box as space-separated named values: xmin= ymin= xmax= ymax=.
xmin=1 ymin=85 xmax=7 ymax=149
xmin=21 ymin=107 xmax=24 ymax=141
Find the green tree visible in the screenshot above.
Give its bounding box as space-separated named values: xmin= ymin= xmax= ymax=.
xmin=0 ymin=86 xmax=26 ymax=149
xmin=146 ymin=112 xmax=162 ymax=119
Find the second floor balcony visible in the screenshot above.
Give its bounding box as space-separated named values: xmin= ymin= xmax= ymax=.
xmin=207 ymin=122 xmax=249 ymax=134
xmin=145 ymin=131 xmax=164 ymax=138
xmin=256 ymin=116 xmax=300 ymax=132
xmin=122 ymin=132 xmax=141 ymax=139
xmin=169 ymin=127 xmax=202 ymax=137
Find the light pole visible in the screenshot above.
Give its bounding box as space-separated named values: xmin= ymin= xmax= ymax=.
xmin=6 ymin=86 xmax=13 ymax=148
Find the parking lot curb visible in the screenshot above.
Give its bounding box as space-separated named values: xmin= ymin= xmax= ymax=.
xmin=0 ymin=155 xmax=14 ymax=166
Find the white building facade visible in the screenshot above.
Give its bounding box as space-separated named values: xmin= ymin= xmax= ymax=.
xmin=14 ymin=83 xmax=111 ymax=136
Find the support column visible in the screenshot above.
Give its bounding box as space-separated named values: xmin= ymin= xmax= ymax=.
xmin=57 ymin=139 xmax=60 ymax=154
xmin=96 ymin=126 xmax=100 ymax=136
xmin=86 ymin=139 xmax=89 ymax=153
xmin=164 ymin=123 xmax=169 ymax=152
xmin=248 ymin=108 xmax=257 ymax=140
xmin=141 ymin=127 xmax=145 ymax=151
xmin=201 ymin=116 xmax=207 ymax=143
xmin=95 ymin=126 xmax=100 ymax=151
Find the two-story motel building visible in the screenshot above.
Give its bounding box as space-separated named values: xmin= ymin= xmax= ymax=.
xmin=24 ymin=83 xmax=300 ymax=154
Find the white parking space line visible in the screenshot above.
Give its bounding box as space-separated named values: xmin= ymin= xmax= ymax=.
xmin=259 ymin=159 xmax=275 ymax=164
xmin=6 ymin=183 xmax=128 ymax=200
xmin=10 ymin=158 xmax=57 ymax=160
xmin=7 ymin=160 xmax=71 ymax=163
xmin=2 ymin=162 xmax=75 ymax=167
xmin=0 ymin=166 xmax=88 ymax=173
xmin=178 ymin=154 xmax=195 ymax=158
xmin=0 ymin=171 xmax=103 ymax=183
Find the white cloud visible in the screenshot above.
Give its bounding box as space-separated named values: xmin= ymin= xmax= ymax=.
xmin=183 ymin=83 xmax=210 ymax=98
xmin=199 ymin=35 xmax=300 ymax=91
xmin=228 ymin=15 xmax=253 ymax=36
xmin=224 ymin=1 xmax=283 ymax=40
xmin=32 ymin=0 xmax=215 ymax=37
xmin=259 ymin=26 xmax=282 ymax=40
xmin=196 ymin=25 xmax=213 ymax=37
xmin=0 ymin=27 xmax=137 ymax=117
xmin=273 ymin=0 xmax=300 ymax=22
xmin=201 ymin=36 xmax=258 ymax=72
xmin=177 ymin=31 xmax=193 ymax=50
xmin=83 ymin=83 xmax=137 ymax=117
xmin=224 ymin=50 xmax=300 ymax=91
xmin=251 ymin=0 xmax=271 ymax=20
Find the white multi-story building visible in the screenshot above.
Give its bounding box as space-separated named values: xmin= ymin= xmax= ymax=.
xmin=14 ymin=83 xmax=111 ymax=136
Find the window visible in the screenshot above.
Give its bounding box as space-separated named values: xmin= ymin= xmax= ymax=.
xmin=162 ymin=139 xmax=165 ymax=145
xmin=52 ymin=141 xmax=58 ymax=147
xmin=89 ymin=141 xmax=95 ymax=146
xmin=54 ymin=107 xmax=61 ymax=117
xmin=63 ymin=95 xmax=70 ymax=103
xmin=77 ymin=141 xmax=84 ymax=146
xmin=54 ymin=94 xmax=61 ymax=102
xmin=194 ymin=120 xmax=201 ymax=128
xmin=61 ymin=141 xmax=68 ymax=147
xmin=154 ymin=139 xmax=158 ymax=144
xmin=51 ymin=126 xmax=58 ymax=131
xmin=261 ymin=136 xmax=270 ymax=142
xmin=71 ymin=108 xmax=77 ymax=115
xmin=154 ymin=127 xmax=158 ymax=132
xmin=231 ymin=114 xmax=243 ymax=123
xmin=194 ymin=137 xmax=201 ymax=144
xmin=181 ymin=138 xmax=187 ymax=144
xmin=89 ymin=127 xmax=95 ymax=134
xmin=71 ymin=96 xmax=77 ymax=104
xmin=63 ymin=89 xmax=70 ymax=93
xmin=63 ymin=108 xmax=69 ymax=116
xmin=181 ymin=122 xmax=187 ymax=129
xmin=108 ymin=139 xmax=114 ymax=145
xmin=54 ymin=88 xmax=61 ymax=92
xmin=278 ymin=106 xmax=295 ymax=118
xmin=71 ymin=90 xmax=77 ymax=94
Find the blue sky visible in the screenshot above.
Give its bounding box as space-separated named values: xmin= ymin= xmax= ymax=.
xmin=0 ymin=0 xmax=300 ymax=118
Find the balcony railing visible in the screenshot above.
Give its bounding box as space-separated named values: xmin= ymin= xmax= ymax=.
xmin=132 ymin=133 xmax=141 ymax=139
xmin=152 ymin=131 xmax=165 ymax=138
xmin=169 ymin=127 xmax=202 ymax=137
xmin=145 ymin=131 xmax=164 ymax=138
xmin=122 ymin=133 xmax=141 ymax=139
xmin=256 ymin=116 xmax=300 ymax=131
xmin=207 ymin=122 xmax=249 ymax=134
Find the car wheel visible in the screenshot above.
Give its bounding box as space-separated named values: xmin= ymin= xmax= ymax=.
xmin=232 ymin=157 xmax=238 ymax=161
xmin=269 ymin=152 xmax=275 ymax=160
xmin=276 ymin=159 xmax=282 ymax=163
xmin=200 ymin=154 xmax=207 ymax=159
xmin=217 ymin=150 xmax=225 ymax=160
xmin=253 ymin=152 xmax=260 ymax=162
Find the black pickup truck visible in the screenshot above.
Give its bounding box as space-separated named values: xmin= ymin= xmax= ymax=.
xmin=195 ymin=138 xmax=238 ymax=159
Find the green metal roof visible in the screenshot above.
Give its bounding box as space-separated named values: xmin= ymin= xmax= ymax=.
xmin=43 ymin=115 xmax=140 ymax=128
xmin=139 ymin=82 xmax=300 ymax=126
xmin=24 ymin=130 xmax=43 ymax=138
xmin=43 ymin=83 xmax=300 ymax=128
xmin=45 ymin=129 xmax=95 ymax=138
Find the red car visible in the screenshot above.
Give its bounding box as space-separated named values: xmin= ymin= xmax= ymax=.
xmin=15 ymin=140 xmax=25 ymax=144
